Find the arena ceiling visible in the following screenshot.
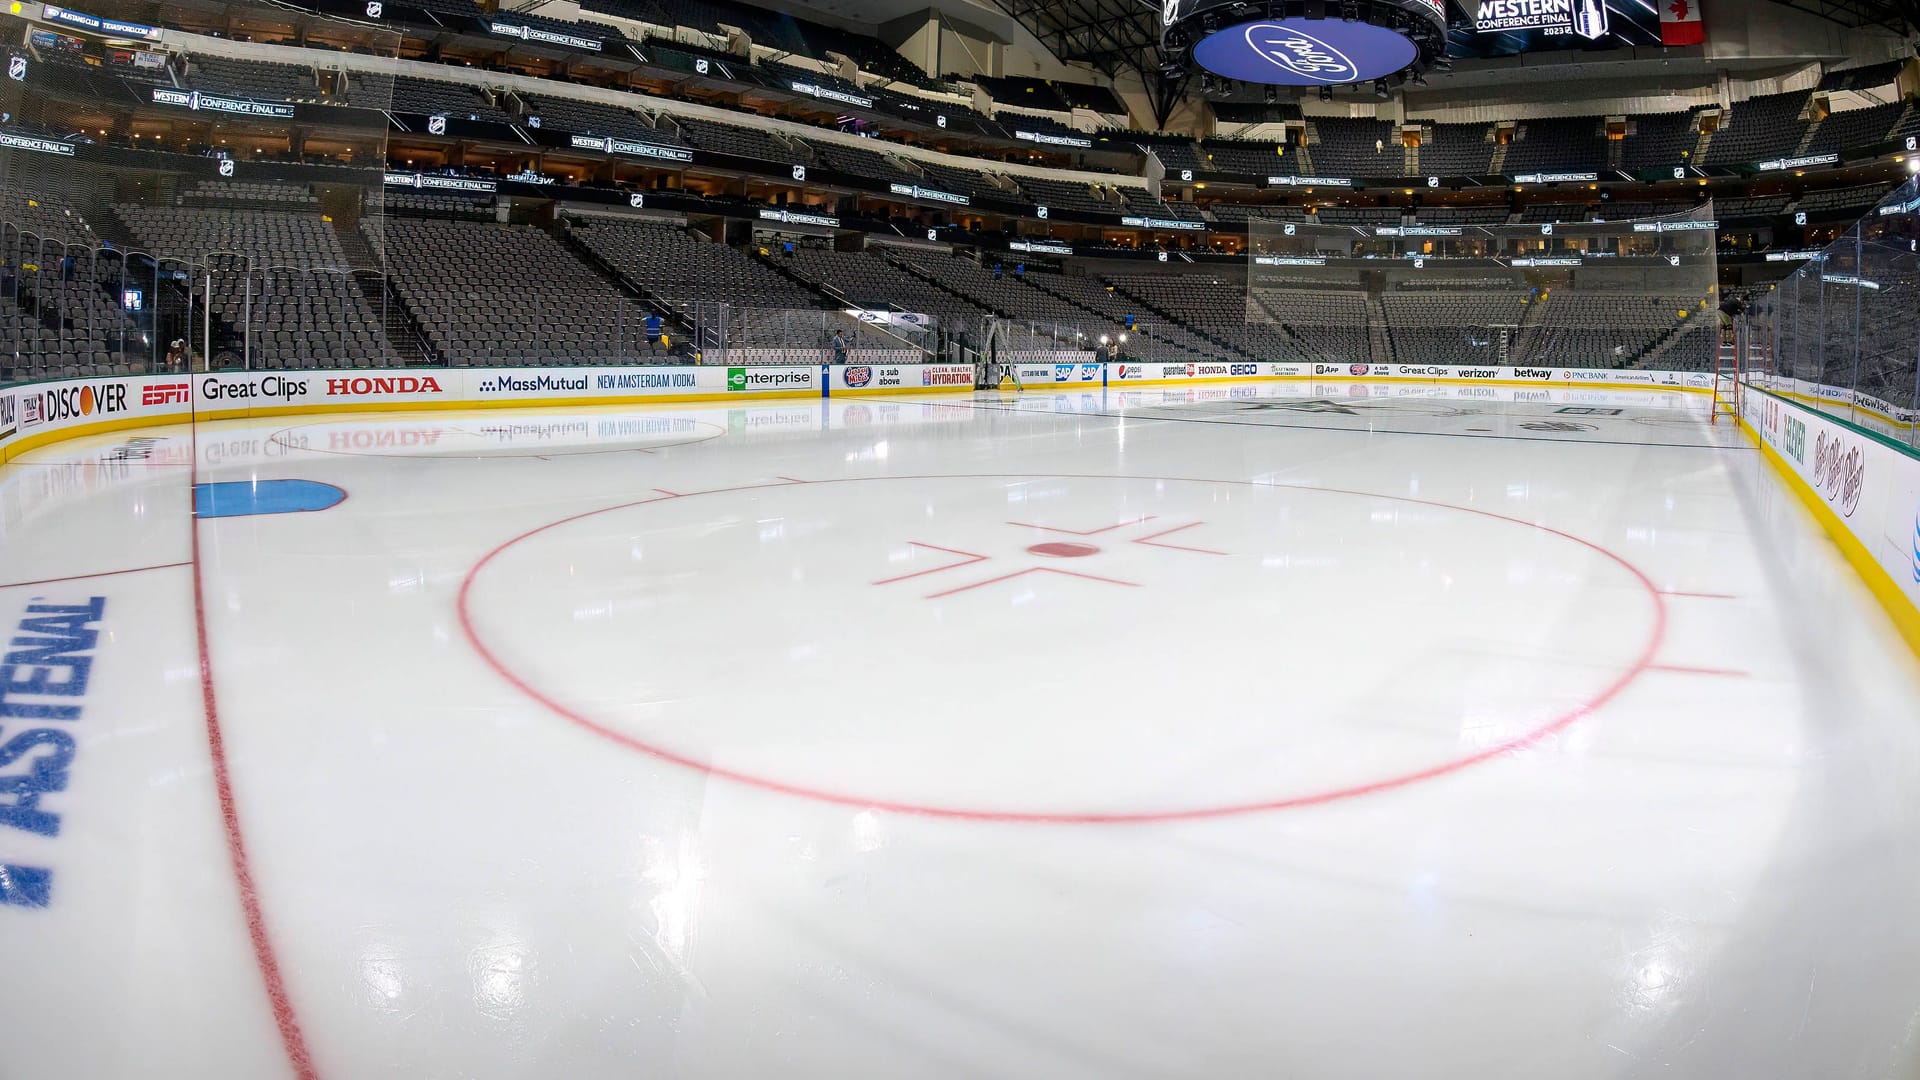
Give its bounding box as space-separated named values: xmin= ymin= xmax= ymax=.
xmin=985 ymin=0 xmax=1919 ymax=113
xmin=1763 ymin=0 xmax=1920 ymax=31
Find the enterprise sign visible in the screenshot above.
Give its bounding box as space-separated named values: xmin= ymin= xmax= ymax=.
xmin=1193 ymin=18 xmax=1417 ymax=86
xmin=1268 ymin=174 xmax=1353 ymax=188
xmin=1757 ymin=153 xmax=1839 ymax=171
xmin=1474 ymin=0 xmax=1609 ymax=39
xmin=41 ymin=3 xmax=160 ymax=39
xmin=791 ymin=81 xmax=874 ymax=109
xmin=1014 ymin=130 xmax=1093 ymax=149
xmin=152 ymin=88 xmax=295 ymax=118
xmin=569 ymin=133 xmax=694 ymax=163
xmin=489 ymin=21 xmax=602 ymax=51
xmin=758 ymin=207 xmax=840 ymax=228
xmin=889 ymin=183 xmax=970 ymax=206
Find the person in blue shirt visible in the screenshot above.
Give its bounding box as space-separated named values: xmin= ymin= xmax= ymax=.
xmin=645 ymin=312 xmax=663 ymax=350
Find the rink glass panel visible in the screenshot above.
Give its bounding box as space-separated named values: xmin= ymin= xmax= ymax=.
xmin=1744 ymin=177 xmax=1920 ymax=449
xmin=0 ymin=5 xmax=397 ymax=382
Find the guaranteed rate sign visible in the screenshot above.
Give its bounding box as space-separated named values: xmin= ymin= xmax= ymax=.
xmin=1192 ymin=18 xmax=1416 ymax=85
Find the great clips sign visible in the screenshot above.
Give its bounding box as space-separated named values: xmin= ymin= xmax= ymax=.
xmin=1191 ymin=18 xmax=1417 ymax=85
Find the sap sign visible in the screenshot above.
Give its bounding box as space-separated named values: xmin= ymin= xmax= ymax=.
xmin=1191 ymin=18 xmax=1416 ymax=86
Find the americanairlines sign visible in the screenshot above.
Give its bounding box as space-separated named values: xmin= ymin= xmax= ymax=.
xmin=1474 ymin=0 xmax=1609 ymax=38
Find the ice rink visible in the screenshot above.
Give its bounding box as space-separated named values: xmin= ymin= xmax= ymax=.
xmin=4 ymin=381 xmax=1920 ymax=1078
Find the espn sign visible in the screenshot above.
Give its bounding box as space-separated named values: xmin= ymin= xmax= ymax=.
xmin=142 ymin=381 xmax=190 ymax=406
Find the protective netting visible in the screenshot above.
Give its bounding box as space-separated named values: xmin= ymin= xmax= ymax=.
xmin=1246 ymin=202 xmax=1722 ymax=371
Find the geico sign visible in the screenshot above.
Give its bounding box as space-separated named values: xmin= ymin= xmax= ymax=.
xmin=38 ymin=381 xmax=129 ymax=421
xmin=326 ymin=375 xmax=446 ymax=397
xmin=202 ymin=375 xmax=308 ymax=402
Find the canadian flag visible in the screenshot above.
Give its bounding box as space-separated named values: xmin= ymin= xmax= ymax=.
xmin=1662 ymin=0 xmax=1705 ymax=45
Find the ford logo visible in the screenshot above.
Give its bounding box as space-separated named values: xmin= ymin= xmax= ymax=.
xmin=1246 ymin=24 xmax=1356 ymax=83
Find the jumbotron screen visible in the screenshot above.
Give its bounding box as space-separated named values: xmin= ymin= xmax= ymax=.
xmin=1454 ymin=0 xmax=1665 ymax=58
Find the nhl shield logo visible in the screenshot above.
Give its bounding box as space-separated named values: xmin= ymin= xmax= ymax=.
xmin=217 ymin=159 xmax=235 ymax=177
xmin=428 ymin=115 xmax=447 ymax=135
xmin=629 ymin=192 xmax=645 ymax=208
xmin=365 ymin=1 xmax=382 ymax=15
xmin=6 ymin=57 xmax=25 ymax=81
xmin=694 ymin=58 xmax=710 ymax=75
xmin=791 ymin=165 xmax=807 ymax=181
xmin=1037 ymin=206 xmax=1049 ymax=219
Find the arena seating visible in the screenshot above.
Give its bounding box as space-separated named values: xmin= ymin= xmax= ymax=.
xmin=1020 ymin=273 xmax=1213 ymax=359
xmin=1381 ymin=286 xmax=1527 ymax=366
xmin=113 ymin=201 xmax=387 ymax=369
xmin=781 ymin=246 xmax=995 ymax=333
xmin=1512 ymin=291 xmax=1689 ymax=366
xmin=1408 ymin=205 xmax=1508 ymax=226
xmin=1621 ymin=110 xmax=1700 ymax=169
xmin=1109 ymin=273 xmax=1333 ymax=363
xmin=1799 ymin=182 xmax=1899 ymax=214
xmin=565 ymin=215 xmax=831 ymax=346
xmin=1702 ymin=91 xmax=1812 ymax=166
xmin=1806 ymin=102 xmax=1905 ymax=157
xmin=1305 ymin=118 xmax=1397 ymax=176
xmin=381 ymin=218 xmax=654 ymax=365
xmin=1503 ymin=116 xmax=1607 ymax=172
xmin=0 ymin=191 xmax=145 ymax=381
xmin=1200 ymin=139 xmax=1290 ymax=175
xmin=185 ymin=55 xmax=321 ymax=103
xmin=1416 ymin=122 xmax=1496 ymax=175
xmin=1017 ymin=177 xmax=1116 ymax=215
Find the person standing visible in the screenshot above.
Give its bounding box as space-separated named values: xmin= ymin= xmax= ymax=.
xmin=832 ymin=329 xmax=848 ymax=364
xmin=644 ymin=311 xmax=663 ymax=351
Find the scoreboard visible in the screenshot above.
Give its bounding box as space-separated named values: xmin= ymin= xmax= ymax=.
xmin=1451 ymin=0 xmax=1664 ymax=58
